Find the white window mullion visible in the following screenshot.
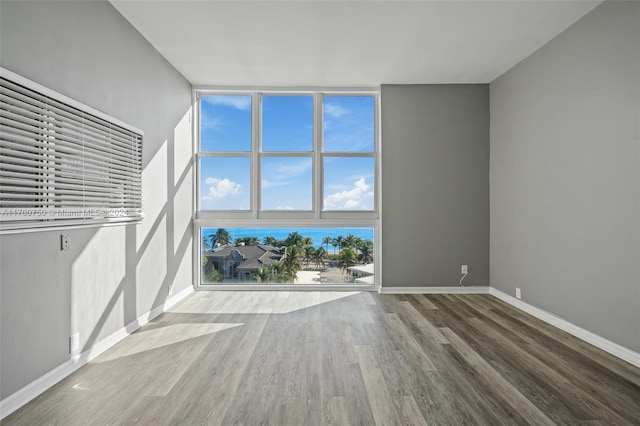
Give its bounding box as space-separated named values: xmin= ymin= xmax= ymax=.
xmin=314 ymin=93 xmax=323 ymax=219
xmin=252 ymin=93 xmax=260 ymax=218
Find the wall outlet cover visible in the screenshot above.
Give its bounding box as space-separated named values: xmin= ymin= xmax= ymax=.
xmin=61 ymin=234 xmax=71 ymax=251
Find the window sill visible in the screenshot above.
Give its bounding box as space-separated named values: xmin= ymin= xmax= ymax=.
xmin=0 ymin=217 xmax=143 ymax=235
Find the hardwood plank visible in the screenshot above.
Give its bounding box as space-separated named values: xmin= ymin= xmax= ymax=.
xmin=342 ymin=361 xmax=377 ymax=426
xmin=5 ymin=291 xmax=640 ymax=426
xmin=409 ymin=294 xmax=440 ymax=310
xmin=398 ymin=395 xmax=428 ymax=426
xmin=354 ymin=345 xmax=401 ymax=425
xmin=439 ymin=327 xmax=556 ymax=426
xmin=419 ymin=295 xmax=591 ymax=422
xmin=481 ymin=307 xmax=640 ymax=424
xmin=324 ymin=396 xmax=350 ymax=425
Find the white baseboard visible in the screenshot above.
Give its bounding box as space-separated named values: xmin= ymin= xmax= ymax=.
xmin=0 ymin=285 xmax=194 ymax=420
xmin=489 ymin=287 xmax=640 ymax=369
xmin=379 ymin=286 xmax=490 ymax=294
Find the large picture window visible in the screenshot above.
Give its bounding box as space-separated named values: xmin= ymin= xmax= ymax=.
xmin=195 ymin=90 xmax=379 ymax=287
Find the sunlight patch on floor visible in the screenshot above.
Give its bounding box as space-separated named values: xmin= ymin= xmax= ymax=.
xmin=171 ymin=291 xmax=363 ymax=315
xmin=92 ymin=323 xmax=242 ymax=363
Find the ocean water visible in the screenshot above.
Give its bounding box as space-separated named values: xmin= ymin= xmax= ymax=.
xmin=202 ymin=227 xmax=374 ymax=250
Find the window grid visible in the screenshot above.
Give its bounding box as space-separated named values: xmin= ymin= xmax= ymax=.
xmin=196 ymin=90 xmax=378 ymax=218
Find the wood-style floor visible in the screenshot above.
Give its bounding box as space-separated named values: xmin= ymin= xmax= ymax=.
xmin=4 ymin=291 xmax=640 ymax=425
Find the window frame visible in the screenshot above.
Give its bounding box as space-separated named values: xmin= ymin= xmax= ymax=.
xmin=195 ymin=89 xmax=380 ymax=219
xmin=193 ymin=87 xmax=381 ymax=289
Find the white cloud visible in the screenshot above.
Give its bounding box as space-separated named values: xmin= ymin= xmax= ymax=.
xmin=261 ymin=159 xmax=312 ymax=189
xmin=324 ymin=103 xmax=349 ymax=118
xmin=261 ymin=179 xmax=289 ymax=189
xmin=344 ymin=199 xmax=361 ymax=209
xmin=324 ymin=177 xmax=373 ymax=210
xmin=202 ymin=95 xmax=251 ymax=111
xmin=201 ymin=116 xmax=223 ymax=131
xmin=273 ymin=159 xmax=312 ymax=176
xmin=205 ymin=177 xmax=241 ymax=199
xmin=276 ymin=206 xmax=294 ymax=210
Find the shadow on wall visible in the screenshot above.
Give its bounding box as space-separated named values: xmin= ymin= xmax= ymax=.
xmin=0 ymin=111 xmax=194 ymax=407
xmin=0 ymin=0 xmax=196 ymax=409
xmin=70 ymin=107 xmax=194 ymax=355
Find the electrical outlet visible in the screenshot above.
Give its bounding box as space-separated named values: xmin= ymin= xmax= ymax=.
xmin=69 ymin=333 xmax=80 ymax=353
xmin=461 ymin=265 xmax=468 ymax=274
xmin=61 ymin=234 xmax=71 ymax=251
xmin=516 ymin=288 xmax=521 ymax=299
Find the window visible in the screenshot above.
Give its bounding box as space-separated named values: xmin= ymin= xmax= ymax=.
xmin=200 ymin=227 xmax=375 ymax=285
xmin=0 ymin=68 xmax=143 ymax=230
xmin=323 ymin=95 xmax=376 ymax=212
xmin=196 ymin=90 xmax=379 ymax=286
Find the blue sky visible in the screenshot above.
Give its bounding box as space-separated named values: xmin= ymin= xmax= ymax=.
xmin=262 ymin=95 xmax=313 ymax=152
xmin=324 ymin=96 xmax=375 ymax=152
xmin=261 ymin=157 xmax=312 ymax=210
xmin=200 ymin=94 xmax=375 ymax=211
xmin=201 ymin=95 xmax=252 ymax=151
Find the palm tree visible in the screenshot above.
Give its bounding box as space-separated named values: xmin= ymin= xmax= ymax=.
xmin=253 ymin=264 xmax=294 ymax=283
xmin=336 ymin=235 xmax=346 ymax=250
xmin=282 ymin=245 xmax=302 ymax=280
xmin=210 ymin=228 xmax=231 ymax=247
xmin=358 ymin=240 xmax=374 ymax=264
xmin=345 ymin=234 xmax=357 ymax=250
xmin=303 ymin=245 xmax=315 ymax=269
xmin=276 ymin=263 xmax=296 ymax=283
xmin=331 ymin=238 xmax=339 ymax=254
xmin=252 ymin=266 xmax=272 ymax=283
xmin=202 ymin=236 xmax=211 ymax=252
xmin=338 ymin=246 xmax=356 ymax=276
xmin=284 ymin=231 xmax=304 ymax=248
xmin=235 ymin=236 xmax=258 ymax=246
xmin=353 ymin=237 xmax=364 ymax=254
xmin=313 ymin=247 xmax=327 ymax=270
xmin=322 ymin=236 xmax=333 ymax=253
xmin=264 ymin=236 xmax=283 ymax=247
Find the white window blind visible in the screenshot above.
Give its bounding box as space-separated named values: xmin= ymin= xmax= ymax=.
xmin=0 ymin=68 xmax=143 ymax=229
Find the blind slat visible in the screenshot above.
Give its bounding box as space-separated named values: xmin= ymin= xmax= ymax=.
xmin=0 ymin=169 xmax=141 ymax=191
xmin=0 ymin=71 xmax=143 ymax=223
xmin=0 ymin=109 xmax=140 ymax=158
xmin=1 ymin=119 xmax=141 ymax=167
xmin=1 ymin=84 xmax=140 ymax=147
xmin=0 ymin=139 xmax=142 ymax=180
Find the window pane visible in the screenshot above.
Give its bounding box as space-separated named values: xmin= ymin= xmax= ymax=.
xmin=201 ymin=227 xmax=374 ymax=285
xmin=323 ymin=96 xmax=374 ymax=152
xmin=261 ymin=157 xmax=312 ymax=211
xmin=200 ymin=157 xmax=250 ymax=210
xmin=200 ymin=95 xmax=252 ymax=152
xmin=262 ymin=95 xmax=313 ymax=152
xmin=323 ymin=157 xmax=375 ymax=211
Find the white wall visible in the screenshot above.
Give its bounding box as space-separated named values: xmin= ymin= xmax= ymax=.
xmin=0 ymin=1 xmax=193 ymax=400
xmin=490 ymin=1 xmax=640 ymax=351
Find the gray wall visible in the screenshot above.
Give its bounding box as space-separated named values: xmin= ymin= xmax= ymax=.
xmin=0 ymin=1 xmax=193 ymax=399
xmin=490 ymin=1 xmax=640 ymax=351
xmin=381 ymin=85 xmax=489 ymax=287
